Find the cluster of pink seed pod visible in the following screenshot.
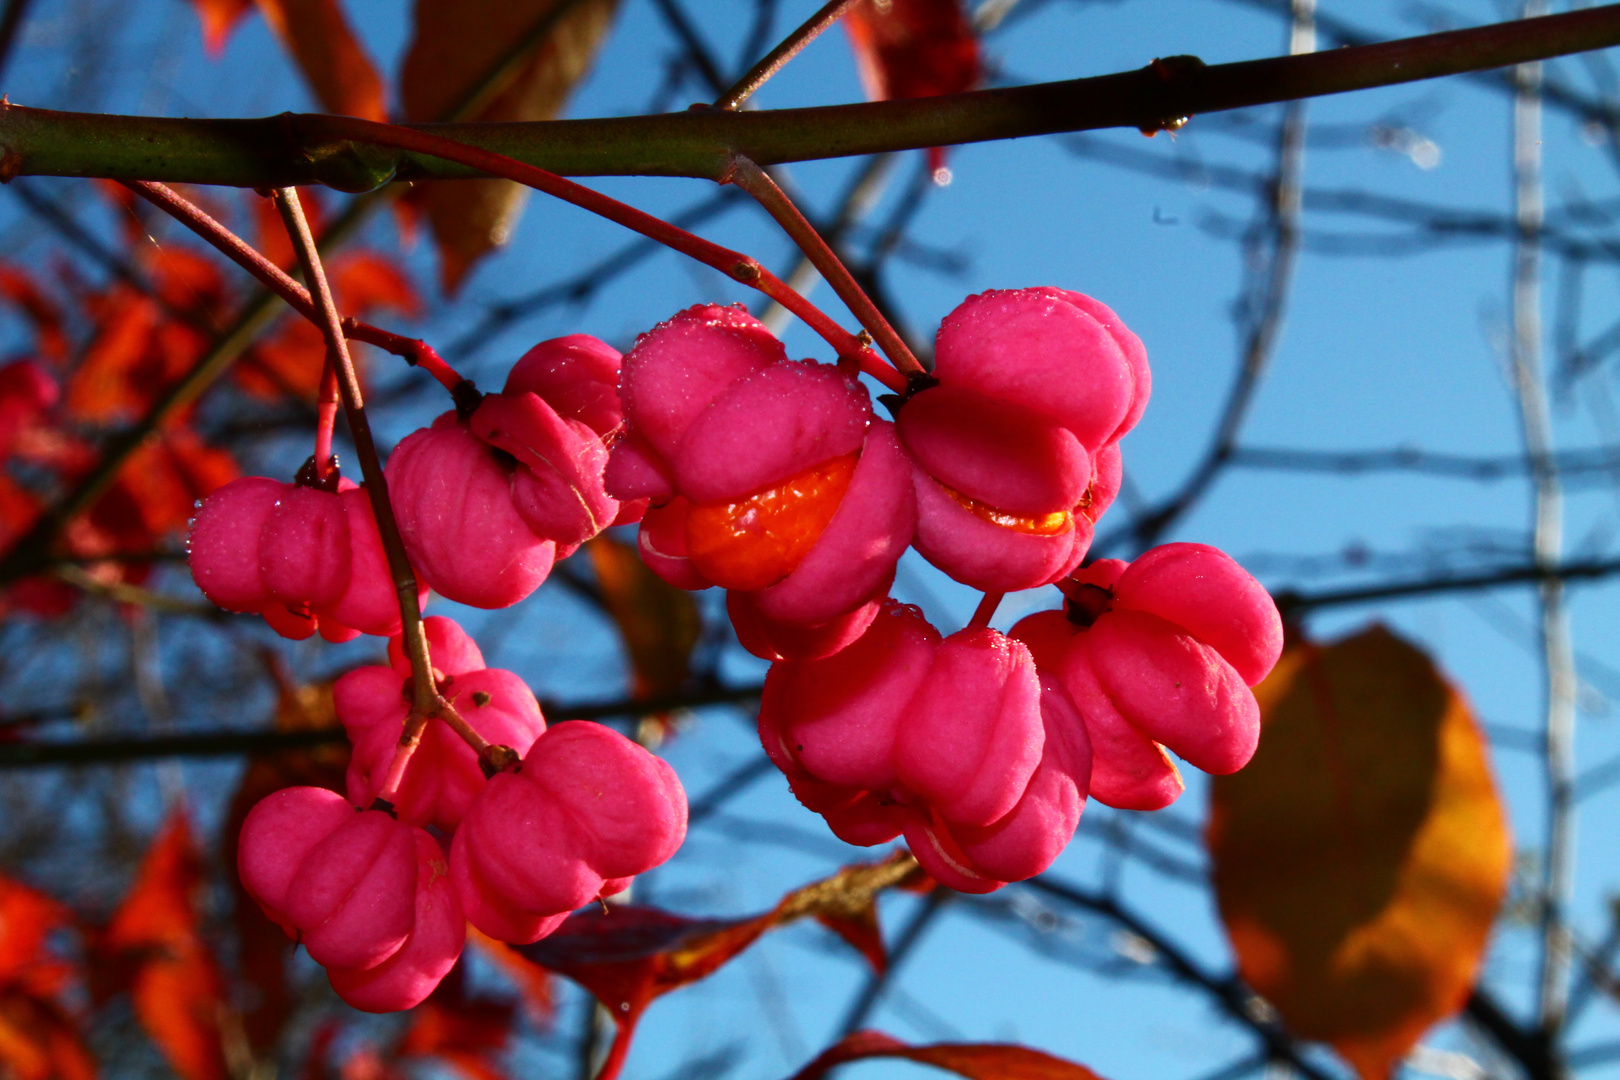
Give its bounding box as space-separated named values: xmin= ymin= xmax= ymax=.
xmin=237 ymin=614 xmax=687 ymax=1012
xmin=193 ymin=283 xmax=1282 ymax=1014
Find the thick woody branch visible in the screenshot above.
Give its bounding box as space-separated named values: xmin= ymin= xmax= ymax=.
xmin=2 ymin=6 xmax=1619 ymax=186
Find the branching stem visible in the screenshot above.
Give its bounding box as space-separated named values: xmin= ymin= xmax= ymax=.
xmin=124 ymin=181 xmax=466 ymax=393
xmin=727 ymin=154 xmax=925 ymax=380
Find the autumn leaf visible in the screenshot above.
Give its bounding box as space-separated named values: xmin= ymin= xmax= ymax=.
xmin=789 ymin=1030 xmax=1108 ymax=1080
xmin=184 ymin=0 xmax=253 ymax=54
xmin=586 ymin=535 xmax=700 ymax=702
xmin=1208 ymin=625 xmax=1512 ymax=1080
xmin=254 ymin=0 xmax=386 ymax=121
xmin=399 ymin=0 xmax=621 ymax=292
xmin=519 ymin=852 xmax=922 ymax=1074
xmin=0 ymin=877 xmax=94 ymax=1080
xmin=100 ymin=812 xmax=229 ymax=1080
xmin=843 ymin=0 xmax=980 ymax=175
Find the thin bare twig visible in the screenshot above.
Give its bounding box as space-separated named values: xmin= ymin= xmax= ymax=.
xmin=715 ymin=0 xmax=859 ymax=110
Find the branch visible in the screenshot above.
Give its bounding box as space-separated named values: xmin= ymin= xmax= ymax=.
xmin=1274 ymin=557 xmax=1620 ymax=612
xmin=0 ymin=684 xmax=766 ymax=768
xmin=4 ymin=6 xmax=1620 ymax=186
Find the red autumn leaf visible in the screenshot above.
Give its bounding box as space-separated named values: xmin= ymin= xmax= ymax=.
xmin=398 ymin=969 xmax=515 ymax=1080
xmin=331 ymin=252 xmax=422 ymax=321
xmin=0 ymin=994 xmax=96 ymax=1080
xmin=64 ymin=289 xmax=163 ymax=422
xmin=0 ymin=361 xmax=59 ymax=468
xmin=843 ymin=0 xmax=980 ymax=175
xmin=254 ymin=0 xmax=386 ymax=122
xmin=100 ymin=812 xmax=229 ymax=1080
xmin=399 ymin=0 xmax=621 ymax=292
xmin=142 ymin=247 xmax=228 ymax=321
xmin=0 ymin=878 xmax=94 ymax=1080
xmin=788 ymin=1031 xmax=1109 ymax=1080
xmin=0 ymin=265 xmax=68 ymax=363
xmin=519 ymin=853 xmax=921 ymax=1074
xmin=184 ymin=0 xmax=253 ymax=55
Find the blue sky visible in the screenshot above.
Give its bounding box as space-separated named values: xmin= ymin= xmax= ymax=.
xmin=5 ymin=1 xmax=1620 ymax=1078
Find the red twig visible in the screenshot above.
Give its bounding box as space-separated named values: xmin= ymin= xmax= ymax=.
xmin=292 ymin=116 xmax=907 ymax=392
xmin=313 ymin=362 xmax=338 ymax=481
xmin=968 ymin=591 xmax=1004 ymax=630
xmin=725 ymin=154 xmax=926 ymax=379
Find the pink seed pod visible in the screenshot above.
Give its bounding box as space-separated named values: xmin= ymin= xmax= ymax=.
xmin=239 ymin=789 xmax=466 ymax=1010
xmin=386 ymin=412 xmax=556 ymax=608
xmin=504 ymin=334 xmax=624 ymax=438
xmin=258 ymin=484 xmax=351 ymax=612
xmin=471 ymin=390 xmax=617 ymax=547
xmin=1012 ymin=542 xmax=1283 ymax=799
xmin=737 ymin=420 xmax=916 ymax=631
xmin=932 ymin=287 xmax=1148 ymax=450
xmin=728 ymin=585 xmax=887 ymax=663
xmin=326 ymin=829 xmax=466 ymax=1013
xmin=617 ymin=303 xmax=784 ymax=459
xmin=451 ymin=721 xmax=688 ymax=944
xmin=893 ymin=626 xmax=1046 ymax=829
xmin=237 ymin=786 xmax=355 ymax=937
xmin=282 ymin=807 xmax=419 ymax=972
xmin=904 ymin=672 xmax=1091 ymax=893
xmin=317 ymin=486 xmax=424 ymax=638
xmin=895 ymin=286 xmax=1150 ymax=593
xmin=189 ymin=475 xmax=286 ymax=615
xmin=759 ymin=598 xmax=939 ymax=792
xmin=338 ymin=646 xmax=545 ymax=830
xmin=611 ymin=305 xmax=914 ymax=616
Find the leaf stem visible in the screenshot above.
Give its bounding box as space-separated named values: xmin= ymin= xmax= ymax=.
xmin=714 ymin=0 xmax=859 ymax=110
xmin=314 ymin=362 xmax=338 ymax=481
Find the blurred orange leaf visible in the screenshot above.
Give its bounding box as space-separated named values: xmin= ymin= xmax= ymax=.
xmin=789 ymin=1031 xmax=1107 ymax=1080
xmin=399 ymin=0 xmax=621 ymax=291
xmin=185 ymin=0 xmax=253 ymax=54
xmin=100 ymin=812 xmax=229 ymax=1080
xmin=844 ymin=0 xmax=979 ymax=173
xmin=1208 ymin=625 xmax=1512 ymax=1080
xmin=254 ymin=0 xmax=386 ymax=121
xmin=586 ymin=535 xmax=700 ymax=702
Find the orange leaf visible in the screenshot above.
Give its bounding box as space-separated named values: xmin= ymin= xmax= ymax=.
xmin=519 ymin=853 xmax=921 ymax=1068
xmin=101 ymin=812 xmax=229 ymax=1080
xmin=398 ymin=0 xmax=620 ymax=291
xmin=0 ymin=878 xmax=73 ymax=995
xmin=586 ymin=536 xmax=700 ymax=702
xmin=1208 ymin=626 xmax=1512 ymax=1080
xmin=64 ymin=290 xmax=162 ymax=422
xmin=185 ymin=0 xmax=253 ymax=55
xmin=790 ymin=1031 xmax=1106 ymax=1080
xmin=254 ymin=0 xmax=386 ymax=121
